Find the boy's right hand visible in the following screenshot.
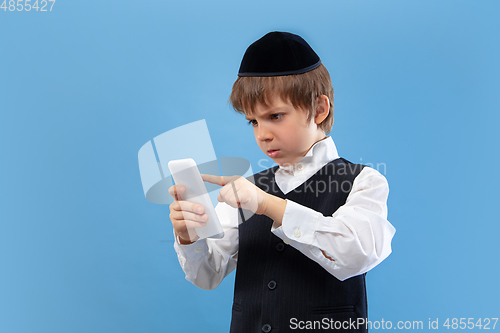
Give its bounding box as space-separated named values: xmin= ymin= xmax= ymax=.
xmin=168 ymin=185 xmax=208 ymax=245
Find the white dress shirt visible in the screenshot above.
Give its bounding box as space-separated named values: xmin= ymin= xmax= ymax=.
xmin=174 ymin=137 xmax=396 ymax=289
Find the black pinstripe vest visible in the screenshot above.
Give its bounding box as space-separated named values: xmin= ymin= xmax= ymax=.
xmin=230 ymin=158 xmax=368 ymax=333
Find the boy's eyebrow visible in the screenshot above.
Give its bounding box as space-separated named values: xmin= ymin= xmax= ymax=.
xmin=245 ymin=106 xmax=286 ymax=120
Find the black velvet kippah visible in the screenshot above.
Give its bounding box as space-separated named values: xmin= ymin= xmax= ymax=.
xmin=238 ymin=31 xmax=321 ymax=77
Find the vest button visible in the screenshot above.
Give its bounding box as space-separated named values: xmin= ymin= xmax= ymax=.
xmin=268 ymin=280 xmax=277 ymax=290
xmin=262 ymin=324 xmax=272 ymax=332
xmin=276 ymin=243 xmax=285 ymax=252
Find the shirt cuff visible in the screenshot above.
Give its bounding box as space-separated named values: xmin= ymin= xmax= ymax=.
xmin=174 ymin=233 xmax=209 ymax=260
xmin=271 ymin=199 xmax=322 ymax=246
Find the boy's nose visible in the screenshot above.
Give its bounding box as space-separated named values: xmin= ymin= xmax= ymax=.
xmin=257 ymin=125 xmax=273 ymax=141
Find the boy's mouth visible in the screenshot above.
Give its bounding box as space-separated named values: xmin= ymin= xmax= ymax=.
xmin=267 ymin=149 xmax=280 ymax=158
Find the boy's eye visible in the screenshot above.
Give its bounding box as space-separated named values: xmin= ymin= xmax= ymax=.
xmin=247 ymin=119 xmax=258 ymax=126
xmin=270 ymin=114 xmax=283 ymax=120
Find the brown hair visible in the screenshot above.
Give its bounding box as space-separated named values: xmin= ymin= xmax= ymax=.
xmin=229 ymin=64 xmax=334 ymax=134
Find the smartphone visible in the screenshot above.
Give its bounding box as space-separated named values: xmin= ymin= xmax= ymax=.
xmin=168 ymin=158 xmax=224 ymax=239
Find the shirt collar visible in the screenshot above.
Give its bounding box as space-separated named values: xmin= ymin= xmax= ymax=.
xmin=276 ymin=136 xmax=339 ymax=177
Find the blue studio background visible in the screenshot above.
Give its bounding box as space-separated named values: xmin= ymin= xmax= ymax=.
xmin=1 ymin=1 xmax=499 ymax=332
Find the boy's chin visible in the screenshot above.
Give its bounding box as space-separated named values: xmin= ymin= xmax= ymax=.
xmin=273 ymin=158 xmax=296 ymax=168
xmin=266 ymin=156 xmax=284 ymax=166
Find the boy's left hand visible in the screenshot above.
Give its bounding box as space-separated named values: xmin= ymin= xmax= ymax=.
xmin=201 ymin=174 xmax=269 ymax=215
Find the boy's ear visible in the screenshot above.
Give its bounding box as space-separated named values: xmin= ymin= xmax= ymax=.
xmin=314 ymin=95 xmax=330 ymax=125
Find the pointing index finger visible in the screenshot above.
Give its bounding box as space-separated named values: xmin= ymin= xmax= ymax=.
xmin=201 ymin=174 xmax=237 ymax=186
xmin=201 ymin=174 xmax=225 ymax=186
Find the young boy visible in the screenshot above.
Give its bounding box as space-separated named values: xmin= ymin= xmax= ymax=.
xmin=169 ymin=31 xmax=395 ymax=332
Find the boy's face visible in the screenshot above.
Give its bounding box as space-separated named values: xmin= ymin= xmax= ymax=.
xmin=245 ymin=96 xmax=327 ymax=167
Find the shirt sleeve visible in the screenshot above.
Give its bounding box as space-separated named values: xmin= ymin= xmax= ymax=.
xmin=271 ymin=166 xmax=396 ymax=281
xmin=173 ymin=201 xmax=239 ymax=290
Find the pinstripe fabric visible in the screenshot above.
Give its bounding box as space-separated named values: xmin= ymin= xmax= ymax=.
xmin=230 ymin=158 xmax=368 ymax=333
